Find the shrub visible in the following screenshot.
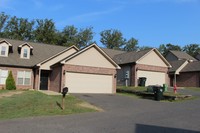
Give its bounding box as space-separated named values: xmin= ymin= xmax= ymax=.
xmin=6 ymin=71 xmax=16 ymax=90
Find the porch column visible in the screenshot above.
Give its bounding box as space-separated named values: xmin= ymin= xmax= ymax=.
xmin=38 ymin=69 xmax=41 ymax=90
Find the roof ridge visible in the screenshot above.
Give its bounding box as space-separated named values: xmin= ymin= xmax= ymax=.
xmin=0 ymin=38 xmax=67 ymax=49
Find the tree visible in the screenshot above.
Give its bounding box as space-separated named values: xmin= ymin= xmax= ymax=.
xmin=59 ymin=25 xmax=79 ymax=46
xmin=59 ymin=26 xmax=94 ymax=48
xmin=0 ymin=12 xmax=9 ymax=37
xmin=100 ymin=29 xmax=126 ymax=49
xmin=4 ymin=16 xmax=34 ymax=40
xmin=77 ymin=27 xmax=94 ymax=48
xmin=139 ymin=46 xmax=153 ymax=51
xmin=33 ymin=19 xmax=57 ymax=44
xmin=6 ymin=71 xmax=16 ymax=90
xmin=183 ymin=44 xmax=200 ymax=57
xmin=158 ymin=44 xmax=166 ymax=55
xmin=158 ymin=43 xmax=182 ymax=56
xmin=124 ymin=37 xmax=139 ymax=51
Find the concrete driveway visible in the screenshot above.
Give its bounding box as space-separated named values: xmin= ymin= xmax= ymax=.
xmin=0 ymin=92 xmax=200 ymax=133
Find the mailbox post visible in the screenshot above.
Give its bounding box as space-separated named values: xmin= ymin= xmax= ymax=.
xmin=62 ymin=87 xmax=68 ymax=110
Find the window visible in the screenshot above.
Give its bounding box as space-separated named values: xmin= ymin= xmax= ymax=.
xmin=23 ymin=48 xmax=28 ymax=58
xmin=17 ymin=71 xmax=31 ymax=85
xmin=0 ymin=69 xmax=8 ymax=84
xmin=1 ymin=46 xmax=6 ymax=56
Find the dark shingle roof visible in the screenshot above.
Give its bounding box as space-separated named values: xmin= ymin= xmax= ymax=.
xmin=170 ymin=50 xmax=197 ymax=61
xmin=0 ymin=38 xmax=67 ymax=67
xmin=101 ymin=48 xmax=126 ymax=58
xmin=169 ymin=60 xmax=187 ymax=73
xmin=181 ymin=61 xmax=200 ymax=72
xmin=113 ymin=49 xmax=152 ymax=65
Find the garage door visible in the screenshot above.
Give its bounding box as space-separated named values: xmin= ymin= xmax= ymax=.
xmin=65 ymin=72 xmax=113 ymax=93
xmin=137 ymin=70 xmax=166 ymax=86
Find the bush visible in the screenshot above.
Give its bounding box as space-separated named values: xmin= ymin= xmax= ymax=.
xmin=6 ymin=71 xmax=16 ymax=90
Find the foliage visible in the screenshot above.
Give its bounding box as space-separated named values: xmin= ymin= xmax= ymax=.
xmin=182 ymin=44 xmax=200 ymax=57
xmin=139 ymin=46 xmax=153 ymax=51
xmin=0 ymin=12 xmax=9 ymax=35
xmin=124 ymin=37 xmax=139 ymax=51
xmin=100 ymin=29 xmax=126 ymax=49
xmin=59 ymin=25 xmax=94 ymax=48
xmin=33 ymin=19 xmax=57 ymax=44
xmin=0 ymin=91 xmax=97 ymax=120
xmin=5 ymin=71 xmax=16 ymax=90
xmin=4 ymin=16 xmax=34 ymax=41
xmin=158 ymin=43 xmax=182 ymax=56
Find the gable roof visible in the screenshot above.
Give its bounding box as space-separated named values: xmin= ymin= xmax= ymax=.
xmin=169 ymin=50 xmax=197 ymax=61
xmin=101 ymin=48 xmax=126 ymax=58
xmin=112 ymin=48 xmax=171 ymax=67
xmin=0 ymin=39 xmax=12 ymax=46
xmin=196 ymin=53 xmax=200 ymax=61
xmin=180 ymin=61 xmax=200 ymax=72
xmin=169 ymin=60 xmax=188 ymax=73
xmin=18 ymin=43 xmax=33 ymax=49
xmin=61 ymin=44 xmax=120 ymax=69
xmin=37 ymin=45 xmax=78 ymax=66
xmin=0 ymin=38 xmax=68 ymax=67
xmin=112 ymin=49 xmax=152 ymax=65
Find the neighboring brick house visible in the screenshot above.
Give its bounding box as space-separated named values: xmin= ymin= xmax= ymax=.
xmin=196 ymin=52 xmax=200 ymax=61
xmin=0 ymin=38 xmax=120 ymax=93
xmin=102 ymin=48 xmax=171 ymax=86
xmin=166 ymin=50 xmax=200 ymax=87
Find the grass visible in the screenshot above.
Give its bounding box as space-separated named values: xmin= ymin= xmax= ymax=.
xmin=117 ymin=86 xmax=147 ymax=91
xmin=0 ymin=90 xmax=97 ymax=120
xmin=185 ymin=87 xmax=200 ymax=92
xmin=117 ymin=86 xmax=195 ymax=102
xmin=0 ymin=89 xmax=10 ymax=94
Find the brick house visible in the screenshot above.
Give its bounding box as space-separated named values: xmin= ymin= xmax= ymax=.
xmin=102 ymin=48 xmax=171 ymax=86
xmin=166 ymin=50 xmax=200 ymax=87
xmin=0 ymin=38 xmax=120 ymax=93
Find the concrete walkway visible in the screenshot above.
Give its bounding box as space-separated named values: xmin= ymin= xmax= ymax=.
xmin=38 ymin=90 xmax=62 ymax=96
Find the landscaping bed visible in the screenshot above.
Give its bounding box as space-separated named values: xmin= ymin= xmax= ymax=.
xmin=0 ymin=90 xmax=98 ymax=120
xmin=117 ymin=86 xmax=193 ymax=101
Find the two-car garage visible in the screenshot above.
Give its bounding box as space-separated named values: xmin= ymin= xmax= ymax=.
xmin=65 ymin=72 xmax=113 ymax=93
xmin=137 ymin=70 xmax=166 ymax=86
xmin=61 ymin=44 xmax=119 ymax=94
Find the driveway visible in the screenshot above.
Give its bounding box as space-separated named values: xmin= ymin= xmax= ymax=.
xmin=0 ymin=92 xmax=200 ymax=133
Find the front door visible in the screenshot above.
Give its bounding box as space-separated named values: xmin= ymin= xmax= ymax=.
xmin=40 ymin=71 xmax=49 ymax=90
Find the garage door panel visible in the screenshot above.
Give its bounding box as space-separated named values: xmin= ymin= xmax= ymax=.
xmin=65 ymin=72 xmax=113 ymax=93
xmin=137 ymin=70 xmax=165 ymax=86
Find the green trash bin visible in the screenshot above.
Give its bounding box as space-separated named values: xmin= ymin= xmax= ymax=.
xmin=163 ymin=84 xmax=168 ymax=92
xmin=138 ymin=77 xmax=147 ymax=87
xmin=153 ymin=86 xmax=164 ymax=101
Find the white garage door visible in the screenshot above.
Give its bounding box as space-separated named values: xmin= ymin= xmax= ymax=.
xmin=137 ymin=70 xmax=166 ymax=86
xmin=65 ymin=72 xmax=113 ymax=93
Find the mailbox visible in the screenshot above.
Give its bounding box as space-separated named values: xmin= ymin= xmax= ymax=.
xmin=62 ymin=87 xmax=68 ymax=98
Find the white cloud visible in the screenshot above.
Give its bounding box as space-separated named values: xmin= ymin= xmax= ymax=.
xmin=57 ymin=7 xmax=123 ymax=27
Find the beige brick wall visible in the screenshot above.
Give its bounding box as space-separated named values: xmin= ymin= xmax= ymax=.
xmin=130 ymin=64 xmax=169 ymax=86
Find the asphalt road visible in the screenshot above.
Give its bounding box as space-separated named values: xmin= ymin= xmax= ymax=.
xmin=0 ymin=90 xmax=200 ymax=133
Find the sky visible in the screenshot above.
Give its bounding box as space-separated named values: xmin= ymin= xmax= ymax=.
xmin=0 ymin=0 xmax=200 ymax=48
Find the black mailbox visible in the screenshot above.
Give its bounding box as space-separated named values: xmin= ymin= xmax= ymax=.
xmin=62 ymin=87 xmax=68 ymax=98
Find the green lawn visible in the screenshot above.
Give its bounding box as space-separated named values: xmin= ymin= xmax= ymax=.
xmin=0 ymin=90 xmax=97 ymax=120
xmin=117 ymin=86 xmax=147 ymax=91
xmin=185 ymin=87 xmax=200 ymax=92
xmin=0 ymin=89 xmax=10 ymax=94
xmin=117 ymin=86 xmax=195 ymax=102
